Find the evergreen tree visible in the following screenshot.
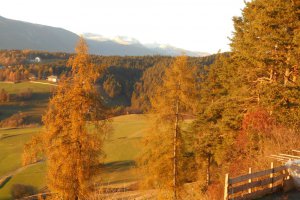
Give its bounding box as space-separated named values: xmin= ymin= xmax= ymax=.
xmin=193 ymin=54 xmax=241 ymax=189
xmin=231 ymin=0 xmax=300 ymax=129
xmin=192 ymin=1 xmax=300 ymax=191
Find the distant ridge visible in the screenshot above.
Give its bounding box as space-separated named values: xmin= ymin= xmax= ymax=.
xmin=0 ymin=16 xmax=209 ymax=57
xmin=0 ymin=16 xmax=78 ymax=52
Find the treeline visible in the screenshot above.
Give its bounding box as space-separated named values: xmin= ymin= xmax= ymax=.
xmin=98 ymin=55 xmax=215 ymax=109
xmin=0 ymin=51 xmax=216 ymax=110
xmin=0 ymin=49 xmax=69 ymax=66
xmin=130 ymin=54 xmax=222 ymax=112
xmin=0 ymin=88 xmax=33 ymax=102
xmin=0 ymin=65 xmax=69 ymax=82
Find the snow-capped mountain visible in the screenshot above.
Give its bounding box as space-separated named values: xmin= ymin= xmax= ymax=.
xmin=83 ymin=33 xmax=209 ymax=57
xmin=0 ymin=16 xmax=209 ymax=57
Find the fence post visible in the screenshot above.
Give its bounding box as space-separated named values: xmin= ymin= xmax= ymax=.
xmin=224 ymin=173 xmax=229 ymax=200
xmin=248 ymin=167 xmax=252 ymax=194
xmin=269 ymin=162 xmax=274 ymax=190
xmin=282 ymin=168 xmax=286 ymax=187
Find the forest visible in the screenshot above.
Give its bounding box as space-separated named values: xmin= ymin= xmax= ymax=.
xmin=0 ymin=50 xmax=216 ymax=111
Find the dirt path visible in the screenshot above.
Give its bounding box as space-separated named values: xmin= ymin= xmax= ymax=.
xmin=29 ymin=81 xmax=57 ymax=86
xmin=0 ymin=161 xmax=42 ymax=189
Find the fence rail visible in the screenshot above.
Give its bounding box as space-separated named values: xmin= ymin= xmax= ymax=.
xmin=224 ymin=162 xmax=291 ymax=200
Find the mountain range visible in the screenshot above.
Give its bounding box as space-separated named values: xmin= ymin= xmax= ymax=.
xmin=0 ymin=16 xmax=208 ymax=57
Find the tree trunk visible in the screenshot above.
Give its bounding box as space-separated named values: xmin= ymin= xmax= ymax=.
xmin=292 ymin=65 xmax=297 ymax=83
xmin=269 ymin=69 xmax=274 ymax=82
xmin=206 ymin=155 xmax=211 ymax=187
xmin=284 ymin=68 xmax=290 ymax=86
xmin=173 ymin=98 xmax=179 ymax=200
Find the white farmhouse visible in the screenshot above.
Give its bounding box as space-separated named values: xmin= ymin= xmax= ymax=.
xmin=35 ymin=57 xmax=41 ymax=63
xmin=47 ymin=75 xmax=58 ymax=83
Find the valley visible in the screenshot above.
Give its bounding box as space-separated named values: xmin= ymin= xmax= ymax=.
xmin=1 ymin=1 xmax=300 ymax=198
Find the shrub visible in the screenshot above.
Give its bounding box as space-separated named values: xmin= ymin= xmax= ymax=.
xmin=0 ymin=112 xmax=26 ymax=128
xmin=11 ymin=184 xmax=37 ymax=199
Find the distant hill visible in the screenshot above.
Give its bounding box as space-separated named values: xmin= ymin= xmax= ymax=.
xmin=0 ymin=16 xmax=209 ymax=56
xmin=0 ymin=16 xmax=78 ymax=52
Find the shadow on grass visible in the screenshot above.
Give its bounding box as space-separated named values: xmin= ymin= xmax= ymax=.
xmin=10 ymin=184 xmax=38 ymax=200
xmin=31 ymin=92 xmax=51 ymax=101
xmin=259 ymin=189 xmax=300 ymax=200
xmin=98 ymin=160 xmax=138 ymax=185
xmin=0 ymin=176 xmax=11 ymax=189
xmin=101 ymin=178 xmax=138 ymax=186
xmin=0 ymin=134 xmax=22 ymax=141
xmin=102 ymin=160 xmax=135 ymax=173
xmin=0 ymin=92 xmax=51 ymax=122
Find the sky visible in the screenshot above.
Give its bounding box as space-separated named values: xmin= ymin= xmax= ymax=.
xmin=0 ymin=0 xmax=246 ymax=54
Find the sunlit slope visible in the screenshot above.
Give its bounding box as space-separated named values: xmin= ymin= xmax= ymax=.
xmin=0 ymin=82 xmax=54 ymax=122
xmin=104 ymin=114 xmax=153 ymax=163
xmin=0 ymin=127 xmax=42 ymax=177
xmin=0 ymin=114 xmax=153 ymax=199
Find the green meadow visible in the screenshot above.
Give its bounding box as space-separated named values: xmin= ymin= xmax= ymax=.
xmin=0 ymin=82 xmax=156 ymax=199
xmin=0 ymin=114 xmax=153 ymax=200
xmin=0 ymin=82 xmax=54 ymax=94
xmin=0 ymin=82 xmax=55 ymax=122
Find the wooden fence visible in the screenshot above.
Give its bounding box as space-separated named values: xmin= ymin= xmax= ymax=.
xmin=224 ymin=162 xmax=293 ymax=200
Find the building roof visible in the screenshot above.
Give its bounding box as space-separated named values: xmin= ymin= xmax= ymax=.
xmin=47 ymin=75 xmax=58 ymax=79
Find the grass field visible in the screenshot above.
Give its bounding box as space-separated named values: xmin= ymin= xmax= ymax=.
xmin=0 ymin=114 xmax=153 ymax=200
xmin=0 ymin=82 xmax=54 ymax=122
xmin=0 ymin=127 xmax=42 ymax=177
xmin=0 ymin=82 xmax=156 ymax=199
xmin=0 ymin=163 xmax=46 ymax=200
xmin=0 ymin=82 xmax=54 ymax=94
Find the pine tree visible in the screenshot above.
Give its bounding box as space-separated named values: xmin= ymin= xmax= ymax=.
xmin=193 ymin=54 xmax=239 ymax=188
xmin=42 ymin=38 xmax=108 ymax=200
xmin=231 ymin=0 xmax=300 ymax=128
xmin=196 ymin=130 xmax=222 ymax=187
xmin=138 ymin=55 xmax=198 ymax=199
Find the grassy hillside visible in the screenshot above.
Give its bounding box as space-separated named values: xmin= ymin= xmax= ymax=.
xmin=0 ymin=163 xmax=46 ymax=200
xmin=0 ymin=114 xmax=153 ymax=200
xmin=104 ymin=114 xmax=152 ymax=162
xmin=0 ymin=82 xmax=54 ymax=94
xmin=0 ymin=82 xmax=54 ymax=122
xmin=0 ymin=127 xmax=42 ymax=177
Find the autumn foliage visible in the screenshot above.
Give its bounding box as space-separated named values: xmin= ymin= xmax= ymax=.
xmin=42 ymin=38 xmax=108 ymax=199
xmin=138 ymin=55 xmax=198 ymax=199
